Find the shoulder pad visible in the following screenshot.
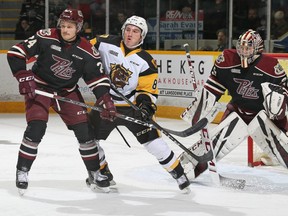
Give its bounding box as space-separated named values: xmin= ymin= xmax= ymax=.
xmin=137 ymin=50 xmax=158 ymax=70
xmin=256 ymin=55 xmax=286 ymax=77
xmin=37 ymin=28 xmax=59 ymax=39
xmin=79 ymin=38 xmax=101 ymax=59
xmin=215 ymin=49 xmax=241 ymax=68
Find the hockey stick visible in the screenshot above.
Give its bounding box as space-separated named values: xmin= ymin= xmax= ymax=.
xmin=109 ymin=85 xmax=211 ymax=161
xmin=35 ymin=89 xmax=211 ymax=163
xmin=183 ymin=44 xmax=245 ymax=189
xmin=110 ymin=84 xmax=207 ymax=137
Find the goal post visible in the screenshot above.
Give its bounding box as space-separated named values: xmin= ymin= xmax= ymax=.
xmin=247 ymin=136 xmax=264 ymax=167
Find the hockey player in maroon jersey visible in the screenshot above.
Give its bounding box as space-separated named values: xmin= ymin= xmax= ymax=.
xmin=180 ymin=29 xmax=288 ymax=180
xmin=88 ymin=15 xmax=191 ymax=192
xmin=6 ymin=8 xmax=116 ymax=194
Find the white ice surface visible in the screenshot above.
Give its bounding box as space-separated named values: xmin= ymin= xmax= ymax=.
xmin=1 ymin=114 xmax=288 ymax=216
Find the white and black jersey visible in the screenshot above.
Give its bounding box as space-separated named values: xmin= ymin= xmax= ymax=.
xmin=90 ymin=35 xmax=158 ymax=106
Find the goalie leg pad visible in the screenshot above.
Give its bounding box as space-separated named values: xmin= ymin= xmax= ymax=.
xmin=248 ymin=110 xmax=288 ymax=168
xmin=211 ymin=112 xmax=248 ymax=160
xmin=180 ymin=112 xmax=248 ymax=180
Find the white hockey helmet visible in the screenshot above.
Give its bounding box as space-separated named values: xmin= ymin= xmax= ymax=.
xmin=236 ymin=29 xmax=264 ymax=68
xmin=57 ymin=9 xmax=84 ymax=33
xmin=121 ymin=15 xmax=148 ymax=46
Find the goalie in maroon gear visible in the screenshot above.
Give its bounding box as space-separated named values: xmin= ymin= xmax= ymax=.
xmin=180 ymin=29 xmax=288 ymax=180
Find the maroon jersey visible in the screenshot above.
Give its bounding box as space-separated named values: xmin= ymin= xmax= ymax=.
xmin=7 ymin=28 xmax=110 ymax=97
xmin=205 ymin=49 xmax=287 ymax=115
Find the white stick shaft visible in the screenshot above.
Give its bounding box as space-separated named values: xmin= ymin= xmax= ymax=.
xmin=35 ymin=89 xmax=54 ymax=98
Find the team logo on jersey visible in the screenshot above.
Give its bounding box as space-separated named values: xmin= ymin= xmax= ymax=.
xmin=234 ymin=78 xmax=259 ymax=99
xmin=51 ymin=54 xmax=76 ymax=79
xmin=110 ymin=63 xmax=132 ymax=88
xmin=274 ymin=63 xmax=285 ymax=75
xmin=216 ymin=53 xmax=225 ymax=64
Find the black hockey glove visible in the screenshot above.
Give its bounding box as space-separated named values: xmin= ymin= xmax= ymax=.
xmin=14 ymin=70 xmax=36 ymax=99
xmin=136 ymin=95 xmax=157 ymax=121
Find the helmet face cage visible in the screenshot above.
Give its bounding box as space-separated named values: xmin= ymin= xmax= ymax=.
xmin=121 ymin=15 xmax=148 ymax=46
xmin=57 ymin=9 xmax=84 ymax=33
xmin=236 ymin=29 xmax=264 ymax=60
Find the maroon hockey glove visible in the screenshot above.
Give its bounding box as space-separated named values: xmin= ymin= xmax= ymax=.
xmin=96 ymin=93 xmax=116 ymax=121
xmin=14 ymin=70 xmax=36 ymax=99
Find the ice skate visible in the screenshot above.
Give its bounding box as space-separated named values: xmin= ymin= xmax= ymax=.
xmin=16 ymin=169 xmax=29 ymax=196
xmin=86 ymin=170 xmax=110 ymax=193
xmin=100 ymin=163 xmax=116 ymax=186
xmin=175 ymin=173 xmax=191 ymax=194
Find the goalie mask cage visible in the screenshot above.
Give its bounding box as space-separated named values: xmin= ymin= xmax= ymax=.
xmin=247 ymin=54 xmax=288 ymax=167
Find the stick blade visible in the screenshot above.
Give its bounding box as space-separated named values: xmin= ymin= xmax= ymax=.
xmin=164 ymin=118 xmax=208 ymax=137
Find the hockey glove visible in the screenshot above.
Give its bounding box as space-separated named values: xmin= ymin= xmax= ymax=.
xmin=136 ymin=95 xmax=157 ymax=121
xmin=14 ymin=70 xmax=36 ymax=99
xmin=96 ymin=93 xmax=116 ymax=122
xmin=262 ymin=82 xmax=288 ymax=120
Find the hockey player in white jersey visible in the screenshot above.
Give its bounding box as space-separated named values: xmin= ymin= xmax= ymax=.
xmin=88 ymin=15 xmax=191 ymax=192
xmin=179 ymin=29 xmax=288 ymax=180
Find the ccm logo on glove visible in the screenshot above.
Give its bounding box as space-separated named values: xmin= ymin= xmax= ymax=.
xmin=18 ymin=76 xmax=34 ymax=82
xmin=14 ymin=70 xmax=37 ymax=99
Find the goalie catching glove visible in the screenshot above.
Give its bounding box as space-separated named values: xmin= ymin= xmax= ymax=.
xmin=136 ymin=94 xmax=157 ymax=121
xmin=262 ymin=82 xmax=288 ymax=120
xmin=96 ymin=93 xmax=116 ymax=121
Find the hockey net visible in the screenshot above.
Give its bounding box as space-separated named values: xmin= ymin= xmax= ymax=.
xmin=248 ymin=54 xmax=288 ymax=167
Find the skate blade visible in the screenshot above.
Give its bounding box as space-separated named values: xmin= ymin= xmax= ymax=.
xmin=109 ymin=180 xmax=116 ymax=187
xmin=18 ymin=188 xmax=27 ymax=196
xmin=181 ymin=187 xmax=191 ymax=194
xmin=90 ymin=184 xmax=110 ymax=193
